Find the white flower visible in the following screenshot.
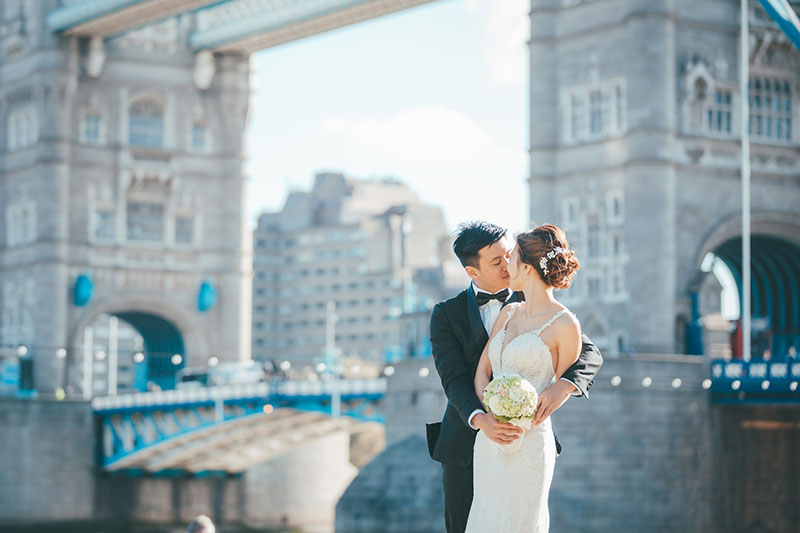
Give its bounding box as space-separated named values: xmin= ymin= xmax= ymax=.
xmin=488 ymin=395 xmax=502 ymax=413
xmin=482 ymin=374 xmax=539 ymax=423
xmin=538 ymin=246 xmax=567 ymax=277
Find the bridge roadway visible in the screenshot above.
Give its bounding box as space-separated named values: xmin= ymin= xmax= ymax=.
xmin=92 ymin=378 xmax=386 ymax=473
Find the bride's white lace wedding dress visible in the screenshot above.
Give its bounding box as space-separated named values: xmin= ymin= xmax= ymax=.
xmin=465 ymin=305 xmax=569 ymax=533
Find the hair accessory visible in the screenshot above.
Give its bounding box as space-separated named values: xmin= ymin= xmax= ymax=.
xmin=538 ymin=247 xmax=567 ymax=276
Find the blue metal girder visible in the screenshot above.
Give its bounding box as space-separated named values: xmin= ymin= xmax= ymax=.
xmin=191 ymin=0 xmax=378 ymax=49
xmin=189 ymin=0 xmax=436 ymax=52
xmin=48 ymin=0 xmax=151 ymax=32
xmin=758 ymin=1 xmax=800 ymax=52
xmin=47 ymin=0 xmax=223 ymax=35
xmin=94 ymin=379 xmax=387 ymax=469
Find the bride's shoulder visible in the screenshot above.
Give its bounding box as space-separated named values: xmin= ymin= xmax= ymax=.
xmin=555 ymin=306 xmax=580 ymax=330
xmin=500 ymin=302 xmax=522 ymax=319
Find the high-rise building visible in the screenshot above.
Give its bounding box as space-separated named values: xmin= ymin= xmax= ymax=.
xmin=252 ymin=172 xmax=452 ymax=368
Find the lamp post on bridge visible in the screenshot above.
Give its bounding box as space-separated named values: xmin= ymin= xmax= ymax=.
xmin=325 ymin=300 xmax=342 ymax=418
xmin=740 ymin=0 xmax=752 ymax=360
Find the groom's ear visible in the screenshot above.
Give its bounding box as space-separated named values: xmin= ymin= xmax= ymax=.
xmin=464 ymin=265 xmax=480 ymax=280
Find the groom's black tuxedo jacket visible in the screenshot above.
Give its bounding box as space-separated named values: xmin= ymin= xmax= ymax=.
xmin=426 ymin=286 xmax=603 ymax=468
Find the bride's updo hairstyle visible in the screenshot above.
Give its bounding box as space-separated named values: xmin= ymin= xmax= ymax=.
xmin=516 ymin=224 xmax=580 ymax=289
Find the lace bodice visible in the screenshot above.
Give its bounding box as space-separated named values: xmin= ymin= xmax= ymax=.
xmin=488 ymin=305 xmax=567 ymax=394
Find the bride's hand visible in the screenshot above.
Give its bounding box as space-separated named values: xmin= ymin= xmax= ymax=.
xmin=473 ymin=413 xmax=522 ymax=445
xmin=533 ymin=380 xmax=574 ymax=425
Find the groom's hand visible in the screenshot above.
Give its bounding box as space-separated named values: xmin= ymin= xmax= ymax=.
xmin=473 ymin=413 xmax=522 ymax=445
xmin=533 ymin=380 xmax=575 ymax=425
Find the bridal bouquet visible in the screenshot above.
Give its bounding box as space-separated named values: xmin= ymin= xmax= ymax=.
xmin=482 ymin=373 xmax=539 ymax=454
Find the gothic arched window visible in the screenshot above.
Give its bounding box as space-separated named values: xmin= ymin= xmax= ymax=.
xmin=129 ymin=99 xmax=164 ymax=148
xmin=749 ymin=76 xmax=792 ymax=142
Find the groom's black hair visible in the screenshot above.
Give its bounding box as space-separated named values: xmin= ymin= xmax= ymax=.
xmin=453 ymin=221 xmax=508 ymax=269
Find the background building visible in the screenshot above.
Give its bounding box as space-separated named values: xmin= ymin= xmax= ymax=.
xmin=529 ymin=0 xmax=800 ymax=357
xmin=252 ymin=172 xmax=455 ymax=370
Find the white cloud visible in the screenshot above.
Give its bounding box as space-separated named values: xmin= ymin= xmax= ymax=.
xmin=321 ymin=115 xmax=348 ymax=135
xmin=347 ymin=106 xmax=517 ymax=171
xmin=314 ymin=106 xmax=528 ymax=231
xmin=467 ymin=0 xmax=530 ymax=88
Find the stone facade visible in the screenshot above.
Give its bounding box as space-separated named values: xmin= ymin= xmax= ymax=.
xmin=529 ymin=0 xmax=800 ymax=356
xmin=548 ymin=355 xmax=714 ymax=532
xmin=0 ymin=399 xmax=95 ymax=522
xmin=0 ymin=1 xmax=252 ymax=393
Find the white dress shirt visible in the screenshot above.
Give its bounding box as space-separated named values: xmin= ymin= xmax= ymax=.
xmin=468 ymin=282 xmax=509 ymax=429
xmin=474 ymin=282 xmax=506 ymax=334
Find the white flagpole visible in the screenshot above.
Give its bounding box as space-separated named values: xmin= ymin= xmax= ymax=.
xmin=740 ymin=0 xmax=752 ymax=360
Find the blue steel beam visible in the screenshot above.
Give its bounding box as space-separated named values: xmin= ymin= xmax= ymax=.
xmin=758 ymin=0 xmax=800 ymax=51
xmin=47 ymin=0 xmax=222 ymax=36
xmin=190 ymin=0 xmax=437 ymax=53
xmin=94 ymin=378 xmax=387 ymax=470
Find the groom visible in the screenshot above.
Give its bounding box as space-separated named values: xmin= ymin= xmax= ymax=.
xmin=426 ymin=221 xmax=603 ymax=533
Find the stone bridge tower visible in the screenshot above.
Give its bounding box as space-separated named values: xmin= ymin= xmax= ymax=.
xmin=529 ymin=0 xmax=800 ymax=356
xmin=0 ymin=0 xmax=252 ymax=392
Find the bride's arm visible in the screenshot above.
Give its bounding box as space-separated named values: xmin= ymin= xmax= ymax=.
xmin=533 ymin=314 xmax=581 ymax=426
xmin=474 ymin=304 xmax=514 ymax=402
xmin=471 ymin=304 xmax=524 ymax=444
xmin=553 ymin=314 xmax=582 ymax=380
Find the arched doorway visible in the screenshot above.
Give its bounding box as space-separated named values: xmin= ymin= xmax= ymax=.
xmin=115 ymin=311 xmax=185 ymax=390
xmin=68 ymin=298 xmax=210 ymax=395
xmin=77 ymin=311 xmax=185 ymax=394
xmin=701 ymin=234 xmax=800 ymax=359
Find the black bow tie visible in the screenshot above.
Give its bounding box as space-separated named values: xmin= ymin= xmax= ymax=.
xmin=476 ymin=289 xmax=509 ymax=307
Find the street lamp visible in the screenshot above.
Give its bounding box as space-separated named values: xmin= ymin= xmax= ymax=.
xmin=133 ymin=352 xmax=145 ymax=363
xmin=171 ymin=354 xmax=183 ymax=366
xmin=16 ymin=345 xmax=28 ymax=357
xmin=56 ymin=348 xmax=69 ymax=395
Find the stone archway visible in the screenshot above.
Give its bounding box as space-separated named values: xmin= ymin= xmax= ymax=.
xmin=690 ymin=211 xmax=800 ymax=359
xmin=67 ymin=296 xmax=211 ymax=393
xmin=694 ymin=211 xmax=800 ymax=264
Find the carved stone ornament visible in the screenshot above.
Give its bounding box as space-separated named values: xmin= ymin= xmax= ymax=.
xmin=194 ymin=50 xmax=215 ymax=90
xmin=86 ymin=36 xmax=106 ymax=78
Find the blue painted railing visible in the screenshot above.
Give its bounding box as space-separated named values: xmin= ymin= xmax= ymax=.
xmin=93 ymin=378 xmax=386 ymax=470
xmin=709 ymin=358 xmax=800 ymax=402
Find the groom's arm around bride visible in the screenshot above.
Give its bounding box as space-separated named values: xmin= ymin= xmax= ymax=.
xmin=533 ymin=330 xmax=603 ymax=425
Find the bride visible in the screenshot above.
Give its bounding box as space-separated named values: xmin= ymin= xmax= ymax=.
xmin=465 ymin=224 xmax=582 ymax=533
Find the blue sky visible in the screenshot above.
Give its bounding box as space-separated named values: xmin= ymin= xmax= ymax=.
xmin=245 ymin=0 xmax=530 ymax=231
